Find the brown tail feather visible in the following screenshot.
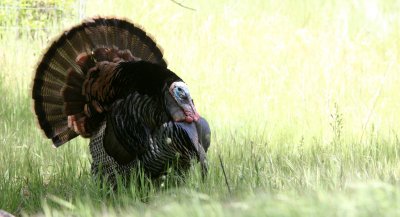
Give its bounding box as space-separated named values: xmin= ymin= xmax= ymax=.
xmin=61 ymin=87 xmax=85 ymax=101
xmin=32 ymin=17 xmax=167 ymax=147
xmin=64 ymin=101 xmax=85 ymax=115
xmin=52 ymin=130 xmax=79 ymax=147
xmin=66 ymin=69 xmax=85 ymax=87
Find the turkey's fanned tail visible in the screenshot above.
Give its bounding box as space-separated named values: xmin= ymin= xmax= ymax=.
xmin=32 ymin=17 xmax=166 ymax=147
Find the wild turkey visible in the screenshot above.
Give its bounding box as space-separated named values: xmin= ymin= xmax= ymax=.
xmin=31 ymin=17 xmax=211 ymax=182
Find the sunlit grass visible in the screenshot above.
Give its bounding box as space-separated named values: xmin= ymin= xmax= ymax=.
xmin=1 ymin=0 xmax=400 ymax=216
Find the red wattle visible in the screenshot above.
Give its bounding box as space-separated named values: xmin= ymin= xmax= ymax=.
xmin=183 ymin=110 xmax=200 ymax=123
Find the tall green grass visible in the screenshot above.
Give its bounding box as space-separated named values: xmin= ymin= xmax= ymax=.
xmin=1 ymin=0 xmax=400 ymax=216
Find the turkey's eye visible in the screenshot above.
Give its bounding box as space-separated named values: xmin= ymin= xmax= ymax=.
xmin=175 ymin=87 xmax=187 ymax=99
xmin=169 ymin=81 xmax=192 ymax=103
xmin=180 ymin=92 xmax=187 ymax=99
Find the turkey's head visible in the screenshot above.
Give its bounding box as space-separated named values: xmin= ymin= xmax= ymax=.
xmin=165 ymin=81 xmax=200 ymax=123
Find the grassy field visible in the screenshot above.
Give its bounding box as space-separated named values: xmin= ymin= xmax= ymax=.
xmin=1 ymin=0 xmax=400 ymax=216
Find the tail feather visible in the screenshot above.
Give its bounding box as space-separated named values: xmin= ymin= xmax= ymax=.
xmin=32 ymin=80 xmax=63 ymax=97
xmin=76 ymin=53 xmax=96 ymax=73
xmin=65 ymin=69 xmax=85 ymax=88
xmin=37 ymin=117 xmax=68 ymax=138
xmin=66 ymin=28 xmax=94 ymax=55
xmin=32 ymin=17 xmax=167 ymax=147
xmin=61 ymin=87 xmax=85 ymax=101
xmin=33 ymin=95 xmax=64 ymax=104
xmin=64 ymin=102 xmax=85 ymax=115
xmin=52 ymin=130 xmax=79 ymax=147
xmin=36 ymin=63 xmax=65 ymax=84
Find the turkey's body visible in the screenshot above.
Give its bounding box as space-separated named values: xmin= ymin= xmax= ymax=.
xmin=89 ymin=121 xmax=134 ymax=181
xmin=31 ymin=17 xmax=210 ymax=183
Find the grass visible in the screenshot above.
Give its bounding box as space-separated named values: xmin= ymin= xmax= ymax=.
xmin=1 ymin=0 xmax=400 ymax=216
